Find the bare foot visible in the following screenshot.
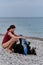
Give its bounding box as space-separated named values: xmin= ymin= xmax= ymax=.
xmin=5 ymin=48 xmax=13 ymax=53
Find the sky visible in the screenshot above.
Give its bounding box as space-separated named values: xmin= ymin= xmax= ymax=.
xmin=0 ymin=0 xmax=43 ymax=17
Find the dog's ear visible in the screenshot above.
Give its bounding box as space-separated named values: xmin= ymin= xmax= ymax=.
xmin=19 ymin=38 xmax=22 ymax=44
xmin=28 ymin=42 xmax=31 ymax=45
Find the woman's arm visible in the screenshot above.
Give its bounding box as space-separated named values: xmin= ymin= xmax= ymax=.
xmin=8 ymin=32 xmax=29 ymax=39
xmin=8 ymin=32 xmax=20 ymax=39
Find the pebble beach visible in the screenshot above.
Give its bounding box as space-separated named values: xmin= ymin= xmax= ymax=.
xmin=0 ymin=35 xmax=43 ymax=65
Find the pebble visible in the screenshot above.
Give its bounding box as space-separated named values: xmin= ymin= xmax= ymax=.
xmin=0 ymin=36 xmax=43 ymax=65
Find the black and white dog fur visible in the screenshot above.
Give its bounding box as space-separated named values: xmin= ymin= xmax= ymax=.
xmin=12 ymin=38 xmax=36 ymax=55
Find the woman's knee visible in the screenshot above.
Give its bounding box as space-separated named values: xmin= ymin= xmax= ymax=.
xmin=2 ymin=44 xmax=7 ymax=49
xmin=11 ymin=37 xmax=18 ymax=42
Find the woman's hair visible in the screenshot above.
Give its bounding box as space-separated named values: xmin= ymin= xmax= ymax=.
xmin=7 ymin=25 xmax=16 ymax=31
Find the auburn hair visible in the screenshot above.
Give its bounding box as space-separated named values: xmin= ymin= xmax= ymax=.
xmin=7 ymin=25 xmax=16 ymax=31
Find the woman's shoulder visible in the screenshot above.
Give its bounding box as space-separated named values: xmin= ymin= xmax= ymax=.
xmin=6 ymin=31 xmax=9 ymax=34
xmin=5 ymin=31 xmax=10 ymax=36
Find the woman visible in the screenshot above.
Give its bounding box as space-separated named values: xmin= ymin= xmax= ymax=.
xmin=2 ymin=25 xmax=21 ymax=52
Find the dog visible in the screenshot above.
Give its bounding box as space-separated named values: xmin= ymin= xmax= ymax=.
xmin=12 ymin=37 xmax=36 ymax=55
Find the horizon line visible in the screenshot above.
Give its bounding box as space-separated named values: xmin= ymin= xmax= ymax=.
xmin=0 ymin=17 xmax=43 ymax=18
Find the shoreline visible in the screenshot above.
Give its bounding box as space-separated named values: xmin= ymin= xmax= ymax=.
xmin=0 ymin=33 xmax=43 ymax=41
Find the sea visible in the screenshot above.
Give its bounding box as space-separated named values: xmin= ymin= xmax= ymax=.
xmin=0 ymin=17 xmax=43 ymax=38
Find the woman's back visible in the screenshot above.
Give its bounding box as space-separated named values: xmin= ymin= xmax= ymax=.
xmin=2 ymin=31 xmax=11 ymax=44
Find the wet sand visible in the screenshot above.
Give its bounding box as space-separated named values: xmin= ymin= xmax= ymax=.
xmin=0 ymin=35 xmax=43 ymax=65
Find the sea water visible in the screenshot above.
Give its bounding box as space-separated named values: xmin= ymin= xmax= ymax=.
xmin=0 ymin=17 xmax=43 ymax=38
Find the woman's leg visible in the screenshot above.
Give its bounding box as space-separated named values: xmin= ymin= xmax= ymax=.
xmin=2 ymin=38 xmax=18 ymax=49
